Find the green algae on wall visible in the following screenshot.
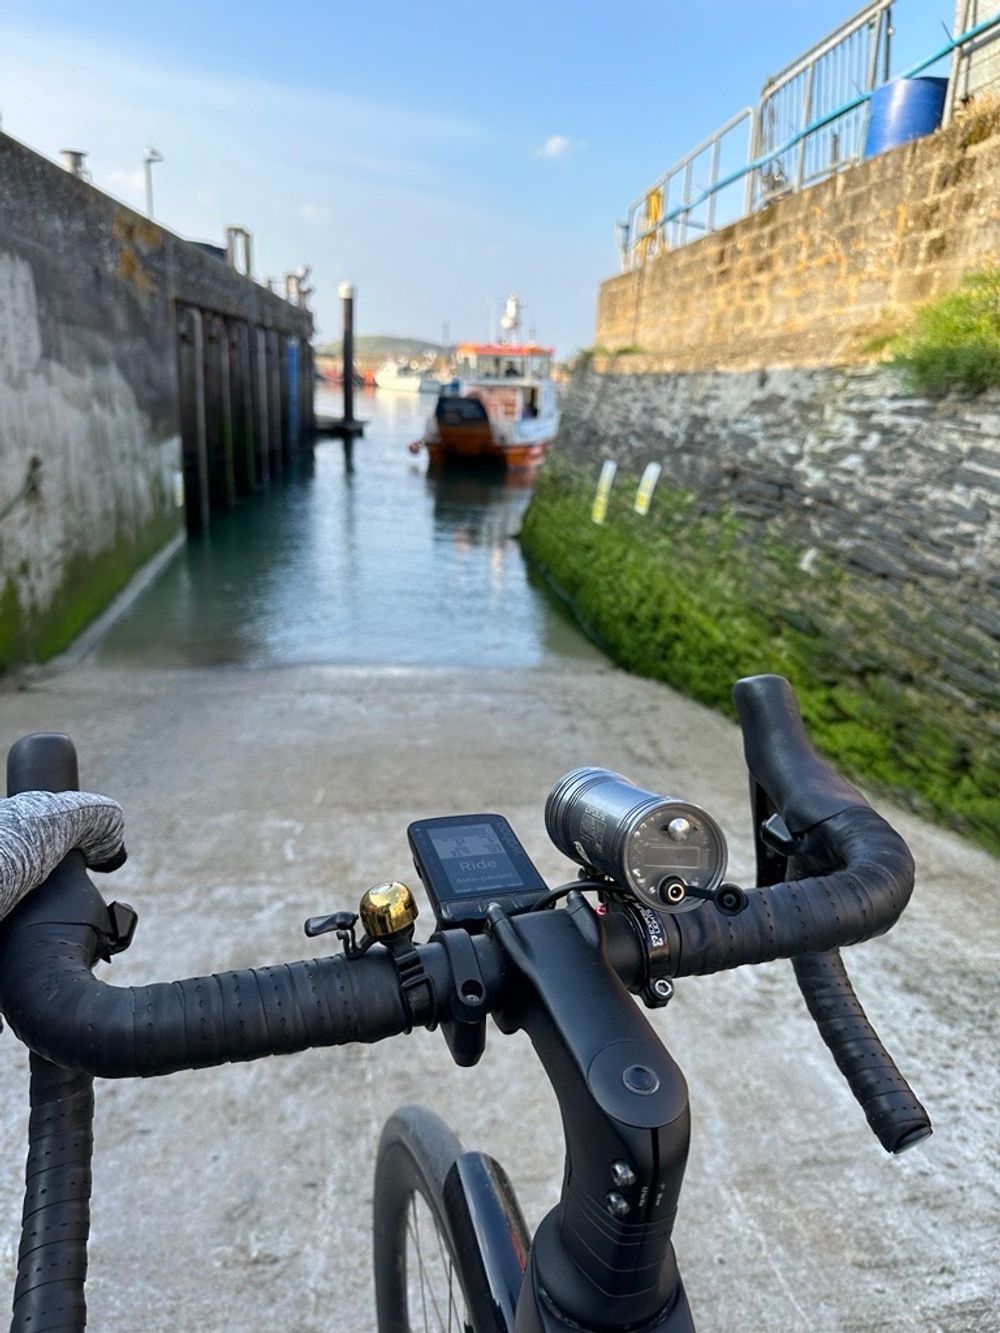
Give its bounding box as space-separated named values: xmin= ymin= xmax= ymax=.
xmin=0 ymin=578 xmax=23 ymax=672
xmin=520 ymin=461 xmax=1000 ymax=856
xmin=0 ymin=510 xmax=180 ymax=670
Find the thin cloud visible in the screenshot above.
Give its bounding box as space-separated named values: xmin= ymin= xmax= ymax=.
xmin=299 ymin=203 xmax=331 ymax=225
xmin=536 ymin=134 xmax=574 ymax=159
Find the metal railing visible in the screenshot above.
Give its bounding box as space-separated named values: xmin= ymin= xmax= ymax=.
xmin=617 ymin=108 xmax=756 ymax=262
xmin=751 ymin=0 xmax=892 ymax=207
xmin=950 ymin=0 xmax=1000 ymax=111
xmin=618 ymin=2 xmax=1000 ymax=271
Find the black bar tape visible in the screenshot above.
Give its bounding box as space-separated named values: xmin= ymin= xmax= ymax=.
xmin=793 ymin=950 xmax=932 ymax=1154
xmin=733 ymin=676 xmax=866 ymax=833
xmin=0 ymin=932 xmax=409 ymax=1078
xmin=11 ymin=1056 xmax=93 ymax=1332
xmin=0 ymin=850 xmax=410 ymax=1077
xmin=659 ymin=807 xmax=914 ymax=976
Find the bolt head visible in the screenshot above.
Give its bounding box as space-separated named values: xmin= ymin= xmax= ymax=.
xmin=611 ymin=1160 xmax=636 ymax=1188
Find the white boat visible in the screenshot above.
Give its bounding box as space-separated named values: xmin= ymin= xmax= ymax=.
xmin=375 ymin=361 xmax=442 ymax=393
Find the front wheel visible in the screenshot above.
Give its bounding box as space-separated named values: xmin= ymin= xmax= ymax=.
xmin=372 ymin=1105 xmax=473 ymax=1332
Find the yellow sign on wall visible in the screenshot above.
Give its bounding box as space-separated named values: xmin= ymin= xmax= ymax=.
xmin=634 ymin=462 xmax=662 ymax=515
xmin=591 ymin=460 xmax=617 ymax=524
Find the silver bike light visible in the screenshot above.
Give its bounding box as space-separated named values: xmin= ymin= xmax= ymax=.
xmin=545 ymin=768 xmax=728 ymax=913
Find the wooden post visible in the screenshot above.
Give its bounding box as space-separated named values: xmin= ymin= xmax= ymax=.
xmin=266 ymin=328 xmax=283 ymax=478
xmin=277 ymin=333 xmax=290 ymax=464
xmin=333 ymin=281 xmax=363 ymax=469
xmin=250 ymin=326 xmax=270 ymax=487
xmin=228 ymin=320 xmax=256 ymax=494
xmin=204 ymin=313 xmax=235 ymax=510
xmin=341 ymin=283 xmax=355 ymax=442
xmin=298 ymin=339 xmax=314 ymax=450
xmin=175 ymin=305 xmax=210 ymax=535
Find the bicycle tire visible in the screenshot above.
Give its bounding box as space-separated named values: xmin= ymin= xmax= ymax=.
xmin=372 ymin=1104 xmax=477 ymax=1333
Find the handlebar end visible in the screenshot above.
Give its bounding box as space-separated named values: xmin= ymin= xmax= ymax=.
xmin=893 ymin=1123 xmax=934 ymax=1154
xmin=6 ymin=732 xmax=79 ymax=796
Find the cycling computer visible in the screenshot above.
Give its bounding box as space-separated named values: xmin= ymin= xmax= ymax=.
xmin=407 ymin=814 xmax=549 ymax=929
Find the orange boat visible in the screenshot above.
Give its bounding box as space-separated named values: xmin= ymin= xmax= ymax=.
xmin=422 ymin=342 xmax=559 ymax=470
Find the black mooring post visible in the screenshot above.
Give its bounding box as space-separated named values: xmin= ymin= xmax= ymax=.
xmin=340 ymin=280 xmax=356 ymax=471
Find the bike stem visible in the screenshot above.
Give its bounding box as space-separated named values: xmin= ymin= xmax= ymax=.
xmin=489 ymin=896 xmax=695 ymax=1332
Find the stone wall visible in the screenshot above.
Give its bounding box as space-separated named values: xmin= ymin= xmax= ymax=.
xmin=521 ymin=366 xmax=1000 ymax=851
xmin=596 ymin=104 xmax=1000 ymax=371
xmin=0 ymin=132 xmax=312 ymax=669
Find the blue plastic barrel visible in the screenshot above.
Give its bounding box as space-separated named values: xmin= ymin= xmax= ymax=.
xmin=864 ymin=77 xmax=949 ymax=158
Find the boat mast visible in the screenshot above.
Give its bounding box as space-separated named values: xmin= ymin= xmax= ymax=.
xmin=499 ymin=292 xmax=522 ymax=345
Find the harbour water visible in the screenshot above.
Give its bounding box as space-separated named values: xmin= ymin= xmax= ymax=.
xmin=93 ymin=388 xmax=601 ymax=669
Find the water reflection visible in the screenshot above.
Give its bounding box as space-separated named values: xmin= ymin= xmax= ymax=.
xmin=93 ymin=392 xmax=600 ymax=670
xmin=429 ymin=468 xmax=533 ymax=548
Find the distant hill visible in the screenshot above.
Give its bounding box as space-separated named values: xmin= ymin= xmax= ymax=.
xmin=315 ymin=335 xmax=448 ymax=362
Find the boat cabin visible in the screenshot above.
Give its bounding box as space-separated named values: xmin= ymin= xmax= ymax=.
xmin=455 ymin=343 xmax=554 ymax=384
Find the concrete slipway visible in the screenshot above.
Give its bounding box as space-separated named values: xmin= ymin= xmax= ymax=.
xmin=0 ymin=660 xmax=997 ymax=1331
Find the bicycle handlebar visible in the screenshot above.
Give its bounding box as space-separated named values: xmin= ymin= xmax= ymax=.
xmin=730 ymin=674 xmax=930 ymax=1153
xmin=0 ymin=855 xmax=413 ymax=1078
xmin=659 ymin=805 xmax=914 ymax=974
xmin=0 ymin=677 xmax=929 ymax=1149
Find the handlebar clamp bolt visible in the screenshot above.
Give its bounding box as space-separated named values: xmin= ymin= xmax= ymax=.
xmin=652 ymin=977 xmax=674 ymax=1002
xmin=605 ymin=1192 xmax=631 ymax=1219
xmin=611 ymin=1160 xmax=636 ymax=1188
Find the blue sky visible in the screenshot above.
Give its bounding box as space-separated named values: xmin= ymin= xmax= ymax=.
xmin=0 ymin=1 xmax=960 ymax=353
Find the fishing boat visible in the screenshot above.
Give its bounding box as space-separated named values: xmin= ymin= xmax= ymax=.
xmin=420 ymin=296 xmax=559 ymax=470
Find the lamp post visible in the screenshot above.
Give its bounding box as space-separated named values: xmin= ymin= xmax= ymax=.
xmin=143 ymin=147 xmax=164 ymax=218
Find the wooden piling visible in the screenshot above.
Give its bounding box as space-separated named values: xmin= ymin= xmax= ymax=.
xmin=251 ymin=326 xmax=270 ymax=487
xmin=266 ymin=329 xmax=283 ymax=478
xmin=328 ymin=281 xmax=364 ymax=468
xmin=229 ymin=319 xmax=256 ymax=494
xmin=175 ymin=305 xmax=210 ymax=535
xmin=204 ymin=314 xmax=236 ymax=510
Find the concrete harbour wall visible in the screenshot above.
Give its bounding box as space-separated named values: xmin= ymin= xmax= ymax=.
xmin=522 ymin=366 xmax=1000 ymax=851
xmin=0 ymin=131 xmax=314 ymax=670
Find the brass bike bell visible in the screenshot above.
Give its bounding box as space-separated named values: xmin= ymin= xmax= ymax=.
xmin=359 ymin=882 xmax=419 ymax=938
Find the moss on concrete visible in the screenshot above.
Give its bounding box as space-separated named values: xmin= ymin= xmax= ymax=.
xmin=0 ymin=578 xmax=24 ymax=672
xmin=0 ymin=508 xmax=181 ymax=670
xmin=520 ymin=461 xmax=1000 ymax=855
